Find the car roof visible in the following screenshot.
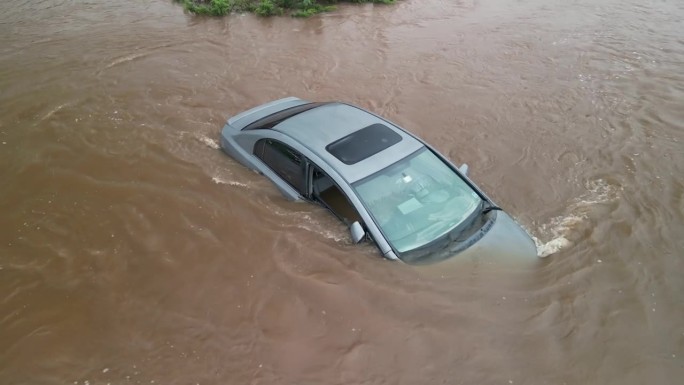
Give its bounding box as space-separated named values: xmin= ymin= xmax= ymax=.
xmin=272 ymin=103 xmax=424 ymax=183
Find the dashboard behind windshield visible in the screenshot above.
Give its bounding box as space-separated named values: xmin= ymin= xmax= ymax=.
xmin=353 ymin=148 xmax=482 ymax=256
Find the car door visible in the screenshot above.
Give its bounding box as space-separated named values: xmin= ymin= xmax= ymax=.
xmin=307 ymin=164 xmax=362 ymax=226
xmin=253 ymin=138 xmax=307 ymax=195
xmin=254 ymin=138 xmax=363 ymax=231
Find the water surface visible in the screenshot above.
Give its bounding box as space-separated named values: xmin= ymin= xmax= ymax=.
xmin=1 ymin=0 xmax=683 ymax=384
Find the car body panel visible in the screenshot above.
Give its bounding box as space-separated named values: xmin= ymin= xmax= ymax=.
xmin=219 ymin=97 xmax=537 ymax=263
xmin=273 ymin=103 xmax=424 ymax=183
xmin=407 ymin=210 xmax=538 ymax=265
xmin=474 ymin=211 xmax=538 ymax=261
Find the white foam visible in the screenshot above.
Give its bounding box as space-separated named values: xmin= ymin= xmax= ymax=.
xmin=536 ymin=236 xmax=572 ymax=258
xmin=295 ymin=214 xmax=347 ymax=243
xmin=532 ymin=178 xmax=619 ymax=258
xmin=272 ymin=210 xmax=347 ymax=243
xmin=211 ymin=176 xmax=248 ymax=187
xmin=296 ymin=222 xmax=347 ymax=243
xmin=198 ymin=135 xmax=220 ymax=150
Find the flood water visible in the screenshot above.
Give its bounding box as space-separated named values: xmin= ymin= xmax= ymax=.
xmin=1 ymin=0 xmax=683 ymax=384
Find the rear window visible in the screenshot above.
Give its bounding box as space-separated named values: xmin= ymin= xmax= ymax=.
xmin=243 ymin=102 xmax=328 ymax=130
xmin=326 ymin=123 xmax=402 ymax=165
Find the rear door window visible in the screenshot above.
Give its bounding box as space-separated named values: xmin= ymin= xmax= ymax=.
xmin=254 ymin=139 xmax=306 ymax=195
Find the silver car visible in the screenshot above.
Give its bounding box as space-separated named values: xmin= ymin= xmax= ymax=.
xmin=220 ymin=97 xmax=537 ymax=264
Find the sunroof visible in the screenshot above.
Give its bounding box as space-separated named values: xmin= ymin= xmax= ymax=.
xmin=326 ymin=123 xmax=402 ymax=165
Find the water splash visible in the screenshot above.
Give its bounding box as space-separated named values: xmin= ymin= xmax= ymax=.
xmin=534 ymin=178 xmax=620 ymax=258
xmin=197 ymin=135 xmax=220 ymax=150
xmin=211 ymin=176 xmax=248 ymax=187
xmin=533 ymin=217 xmax=577 ymax=258
xmin=272 ymin=207 xmax=348 ymax=243
xmin=295 ymin=214 xmax=348 ymax=243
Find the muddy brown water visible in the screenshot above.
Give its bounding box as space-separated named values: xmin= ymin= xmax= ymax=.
xmin=1 ymin=0 xmax=683 ymax=384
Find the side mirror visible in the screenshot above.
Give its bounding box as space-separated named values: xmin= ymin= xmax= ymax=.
xmin=350 ymin=221 xmax=365 ymax=244
xmin=459 ymin=163 xmax=469 ymax=176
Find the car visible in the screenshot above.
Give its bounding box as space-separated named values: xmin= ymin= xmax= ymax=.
xmin=219 ymin=97 xmax=538 ymax=264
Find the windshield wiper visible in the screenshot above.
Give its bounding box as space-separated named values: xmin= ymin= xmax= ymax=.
xmin=481 ymin=201 xmax=502 ymax=214
xmin=405 ymin=201 xmax=497 ymax=264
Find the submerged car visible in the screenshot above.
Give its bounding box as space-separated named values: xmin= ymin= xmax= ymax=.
xmin=220 ymin=97 xmax=537 ymax=264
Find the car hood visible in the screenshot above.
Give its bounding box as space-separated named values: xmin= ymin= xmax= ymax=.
xmin=456 ymin=210 xmax=538 ymax=262
xmin=396 ymin=210 xmax=539 ymax=265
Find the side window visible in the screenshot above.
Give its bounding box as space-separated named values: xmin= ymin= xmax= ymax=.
xmin=311 ymin=166 xmax=362 ymax=225
xmin=254 ymin=139 xmax=306 ymax=194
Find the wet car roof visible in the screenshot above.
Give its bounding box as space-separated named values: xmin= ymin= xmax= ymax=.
xmin=272 ymin=103 xmax=424 ymax=183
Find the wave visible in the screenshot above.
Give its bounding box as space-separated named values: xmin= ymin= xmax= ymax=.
xmin=211 ymin=176 xmax=248 ymax=187
xmin=534 ymin=178 xmax=620 ymax=258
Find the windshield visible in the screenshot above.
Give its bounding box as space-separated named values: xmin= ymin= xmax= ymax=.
xmin=353 ymin=148 xmax=482 ymax=256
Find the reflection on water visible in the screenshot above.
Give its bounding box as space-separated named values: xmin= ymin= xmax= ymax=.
xmin=1 ymin=0 xmax=683 ymax=384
